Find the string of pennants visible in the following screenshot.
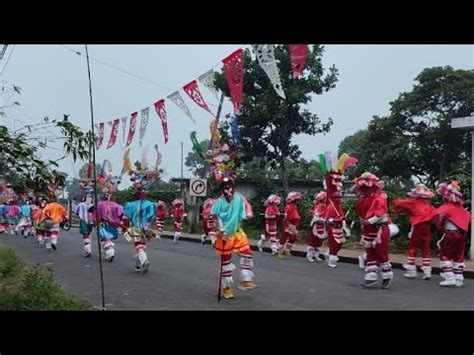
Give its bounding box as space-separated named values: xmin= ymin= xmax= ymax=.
xmin=94 ymin=44 xmax=309 ymax=150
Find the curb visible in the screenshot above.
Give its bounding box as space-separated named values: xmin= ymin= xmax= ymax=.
xmin=160 ymin=232 xmax=474 ymax=279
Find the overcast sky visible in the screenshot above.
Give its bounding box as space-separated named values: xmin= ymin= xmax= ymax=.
xmin=1 ymin=45 xmax=472 ymax=185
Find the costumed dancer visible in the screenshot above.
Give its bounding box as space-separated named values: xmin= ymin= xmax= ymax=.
xmin=75 ymin=193 xmax=94 ymax=257
xmin=306 ymin=191 xmax=327 ymax=262
xmin=201 ymin=198 xmax=217 ymax=247
xmin=94 ymin=160 xmax=123 ymax=262
xmin=122 ymin=152 xmax=158 ymax=273
xmin=17 ymin=200 xmax=33 ymax=237
xmin=257 ymin=194 xmax=281 ymax=255
xmin=6 ymin=199 xmax=20 ymax=236
xmin=0 ymin=198 xmax=8 ymax=233
xmin=208 ymin=143 xmax=257 ymax=299
xmin=278 ymin=192 xmax=301 ymax=259
xmin=353 ymin=172 xmax=393 ymax=289
xmin=43 ymin=196 xmax=68 ymax=251
xmin=32 ymin=198 xmax=47 ymax=246
xmin=318 ymin=153 xmax=357 ymax=268
xmin=393 ymin=184 xmax=436 ymax=280
xmin=435 ymin=181 xmax=471 ymax=287
xmin=155 ymin=200 xmax=167 ymax=240
xmin=170 ymin=198 xmax=186 ymax=244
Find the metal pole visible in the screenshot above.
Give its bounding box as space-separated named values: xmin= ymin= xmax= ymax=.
xmin=471 ymin=131 xmax=474 ymax=260
xmin=85 ymin=45 xmax=107 ymax=310
xmin=181 ymin=141 xmax=184 ymax=199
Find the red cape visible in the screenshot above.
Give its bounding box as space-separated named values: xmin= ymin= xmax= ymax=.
xmin=265 ymin=204 xmax=280 ymax=218
xmin=284 ymin=203 xmax=301 ymax=228
xmin=355 ymin=192 xmax=387 ymax=219
xmin=437 ymin=202 xmax=471 ymax=232
xmin=393 ymin=198 xmax=436 ymax=225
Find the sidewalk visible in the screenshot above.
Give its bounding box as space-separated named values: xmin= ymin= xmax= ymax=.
xmin=159 ymin=230 xmax=474 ymax=278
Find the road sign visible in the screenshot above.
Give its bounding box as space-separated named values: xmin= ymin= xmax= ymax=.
xmin=189 ymin=178 xmax=207 ymax=197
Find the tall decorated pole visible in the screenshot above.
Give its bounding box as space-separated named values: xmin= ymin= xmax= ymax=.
xmin=85 ymin=45 xmax=107 ymax=310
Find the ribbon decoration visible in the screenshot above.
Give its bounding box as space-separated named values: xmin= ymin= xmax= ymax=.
xmin=190 ymin=131 xmax=204 ymax=159
xmin=154 ymin=144 xmax=162 ymax=171
xmin=125 ymin=112 xmax=138 ymax=147
xmin=210 ymin=118 xmax=220 ymax=147
xmin=253 ymin=45 xmax=286 ymax=99
xmin=139 ymin=107 xmax=150 ymax=146
xmin=107 ymin=118 xmax=121 ymax=149
xmin=153 ymin=99 xmax=169 ymax=144
xmin=198 ymin=69 xmax=219 ymax=99
xmin=96 ymin=122 xmax=105 ymax=150
xmin=288 ymin=44 xmax=309 ymax=78
xmin=183 ymin=80 xmax=214 ymax=116
xmin=230 ymin=114 xmax=240 ymax=145
xmin=167 ymin=91 xmax=196 ymax=123
xmin=222 ymin=48 xmax=244 ymax=114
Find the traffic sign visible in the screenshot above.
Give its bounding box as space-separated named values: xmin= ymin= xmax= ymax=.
xmin=189 ymin=178 xmax=207 ymax=197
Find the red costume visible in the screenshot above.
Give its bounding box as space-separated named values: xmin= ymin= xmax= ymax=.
xmin=353 ymin=172 xmax=393 ymax=288
xmin=258 ymin=194 xmax=281 ymax=255
xmin=201 ymin=198 xmax=217 ymax=246
xmin=435 ymin=181 xmax=471 ymax=287
xmin=171 ymin=199 xmax=186 ymax=243
xmin=278 ymin=192 xmax=301 ymax=258
xmin=306 ymin=191 xmax=327 ymax=262
xmin=393 ymin=184 xmax=436 ymax=280
xmin=155 ymin=201 xmax=167 ymax=239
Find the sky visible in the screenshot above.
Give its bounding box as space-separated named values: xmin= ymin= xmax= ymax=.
xmin=1 ymin=44 xmax=473 ymax=186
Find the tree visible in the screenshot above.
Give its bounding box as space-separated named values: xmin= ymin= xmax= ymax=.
xmin=185 ymin=139 xmax=210 ymax=178
xmin=214 ymin=45 xmax=338 ymax=196
xmin=338 ymin=66 xmax=474 ymax=189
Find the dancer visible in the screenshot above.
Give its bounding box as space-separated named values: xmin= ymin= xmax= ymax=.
xmin=257 ymin=194 xmax=281 ymax=255
xmin=75 ymin=193 xmax=94 ymax=257
xmin=278 ymin=192 xmax=302 ymax=259
xmin=155 ymin=200 xmax=167 ymax=240
xmin=306 ymin=191 xmax=327 ymax=262
xmin=201 ymin=198 xmax=217 ymax=247
xmin=170 ymin=198 xmax=187 ymax=244
xmin=43 ymin=196 xmax=68 ymax=251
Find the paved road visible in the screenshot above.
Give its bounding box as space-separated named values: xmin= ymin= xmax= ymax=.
xmin=1 ymin=230 xmax=473 ymax=310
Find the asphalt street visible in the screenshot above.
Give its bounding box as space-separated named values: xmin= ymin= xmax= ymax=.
xmin=1 ymin=229 xmax=473 ymax=310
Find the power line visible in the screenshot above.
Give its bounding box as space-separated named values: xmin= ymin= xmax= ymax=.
xmin=0 ymin=45 xmax=15 ymax=76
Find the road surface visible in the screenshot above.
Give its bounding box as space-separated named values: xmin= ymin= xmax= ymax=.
xmin=1 ymin=229 xmax=473 ymax=310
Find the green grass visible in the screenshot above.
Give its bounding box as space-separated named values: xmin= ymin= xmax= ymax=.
xmin=0 ymin=245 xmax=92 ymax=310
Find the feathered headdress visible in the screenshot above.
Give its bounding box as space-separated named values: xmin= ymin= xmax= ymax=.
xmin=97 ymin=160 xmax=121 ymax=196
xmin=122 ymin=147 xmax=160 ymax=194
xmin=317 ymin=152 xmax=358 ymax=175
xmin=208 ymin=143 xmax=236 ymax=183
xmin=437 ymin=180 xmax=463 ymax=204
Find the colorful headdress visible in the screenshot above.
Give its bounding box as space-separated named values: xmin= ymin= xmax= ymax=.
xmin=157 ymin=200 xmax=166 ymax=208
xmin=352 ymin=172 xmax=385 ymax=193
xmin=122 ymin=147 xmax=160 ymax=194
xmin=172 ymin=198 xmax=184 ymax=207
xmin=407 ymin=183 xmax=434 ymax=199
xmin=314 ymin=191 xmax=326 ymax=204
xmin=286 ymin=191 xmax=302 ymax=203
xmin=318 ymin=152 xmax=358 ymax=175
xmin=203 ymin=198 xmax=216 ymax=210
xmin=97 ymin=160 xmax=121 ymax=196
xmin=265 ymin=194 xmax=281 ymax=206
xmin=208 ymin=143 xmax=236 ymax=183
xmin=437 ymin=180 xmax=463 ymax=204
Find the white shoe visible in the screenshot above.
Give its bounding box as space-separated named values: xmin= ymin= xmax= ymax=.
xmin=314 ymin=253 xmax=323 ymax=262
xmin=455 ymin=280 xmax=463 ymax=287
xmin=257 ymin=238 xmax=264 ymax=252
xmin=403 ymin=270 xmax=418 ymax=279
xmin=307 ymin=255 xmax=315 ymax=262
xmin=328 ymin=262 xmax=337 ymax=268
xmin=358 ymin=255 xmax=366 ymax=269
xmin=440 ymin=279 xmax=457 ymax=287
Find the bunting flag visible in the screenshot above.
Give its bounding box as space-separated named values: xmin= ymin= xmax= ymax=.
xmin=167 ymin=91 xmax=196 ymax=123
xmin=222 ymin=48 xmax=244 ymax=114
xmin=120 ymin=116 xmax=128 ymax=146
xmin=96 ymin=122 xmax=105 ymax=150
xmin=153 ymin=99 xmax=169 ymax=144
xmin=210 ymin=118 xmax=220 ymax=147
xmin=183 ymin=80 xmax=214 ymax=116
xmin=253 ymin=45 xmax=286 ymax=99
xmin=125 ymin=111 xmax=138 ymax=147
xmin=106 ymin=118 xmax=120 ymax=149
xmin=288 ymin=44 xmax=309 ymax=78
xmin=138 ymin=107 xmax=150 ymax=146
xmin=230 ymin=114 xmax=240 ymax=144
xmin=198 ymin=69 xmax=219 ymax=99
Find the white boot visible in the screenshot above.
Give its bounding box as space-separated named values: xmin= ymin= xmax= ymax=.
xmin=105 ymin=247 xmax=115 ymax=262
xmin=173 ymin=232 xmax=180 ymax=243
xmin=403 ymin=265 xmax=417 ymax=279
xmin=210 ymin=233 xmax=216 ymax=248
xmin=306 ymin=247 xmax=316 ymax=262
xmin=358 ymin=255 xmax=366 ymax=269
xmin=257 ymin=235 xmax=265 ymax=252
xmin=455 ymin=275 xmax=464 ymax=287
xmin=421 ymin=266 xmax=431 ymax=280
xmin=201 ymin=234 xmax=206 ymax=244
xmin=83 ymin=243 xmax=92 ymax=257
xmin=328 ymin=254 xmax=338 ymax=268
xmin=440 ymin=273 xmax=456 ymax=287
xmin=137 ymin=250 xmax=149 ymax=274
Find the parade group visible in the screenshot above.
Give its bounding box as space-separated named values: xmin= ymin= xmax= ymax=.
xmin=0 ymin=147 xmax=471 ymax=300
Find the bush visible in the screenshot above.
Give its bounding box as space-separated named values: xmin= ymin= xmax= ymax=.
xmin=0 ymin=246 xmax=22 ymax=278
xmin=0 ymin=249 xmax=92 ymax=310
